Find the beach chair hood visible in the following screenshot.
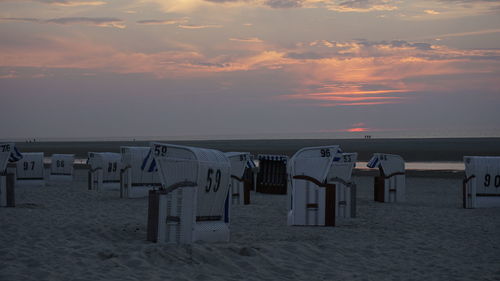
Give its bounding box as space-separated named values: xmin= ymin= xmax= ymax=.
xmin=367 ymin=153 xmax=405 ymax=176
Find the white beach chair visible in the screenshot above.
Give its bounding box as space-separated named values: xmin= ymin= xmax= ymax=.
xmin=0 ymin=143 xmax=21 ymax=207
xmin=463 ymin=156 xmax=500 ymax=208
xmin=120 ymin=147 xmax=161 ymax=198
xmin=225 ymin=152 xmax=252 ymax=205
xmin=50 ymin=154 xmax=75 ymax=181
xmin=287 ymin=146 xmax=355 ymax=226
xmin=366 ymin=153 xmax=406 ymax=203
xmin=87 ymin=152 xmax=122 ymax=191
xmin=147 ymin=143 xmax=231 ymax=244
xmin=328 ymin=152 xmax=358 ymax=218
xmin=16 ymin=152 xmax=45 ymax=186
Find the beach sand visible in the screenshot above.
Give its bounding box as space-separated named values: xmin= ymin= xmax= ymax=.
xmin=1 ymin=168 xmax=499 ymax=281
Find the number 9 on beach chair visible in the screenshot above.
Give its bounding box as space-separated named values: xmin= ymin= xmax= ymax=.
xmin=287 ymin=146 xmax=352 ymax=226
xmin=120 ymin=147 xmax=161 ymax=198
xmin=463 ymin=156 xmax=500 ymax=208
xmin=366 ymin=153 xmax=405 ymax=203
xmin=147 ymin=143 xmax=231 ymax=244
xmin=0 ymin=143 xmax=21 ymax=207
xmin=87 ymin=152 xmax=122 ymax=191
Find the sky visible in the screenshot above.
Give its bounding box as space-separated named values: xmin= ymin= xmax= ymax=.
xmin=0 ymin=0 xmax=499 ymax=140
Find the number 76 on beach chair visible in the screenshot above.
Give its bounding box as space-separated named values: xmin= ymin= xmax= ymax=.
xmin=0 ymin=143 xmax=22 ymax=207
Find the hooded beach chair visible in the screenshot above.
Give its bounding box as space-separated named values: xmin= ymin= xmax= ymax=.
xmin=366 ymin=153 xmax=405 ymax=203
xmin=256 ymin=154 xmax=288 ymax=194
xmin=87 ymin=152 xmax=122 ymax=191
xmin=16 ymin=152 xmax=45 ymax=186
xmin=225 ymin=152 xmax=253 ymax=205
xmin=0 ymin=143 xmax=21 ymax=207
xmin=50 ymin=154 xmax=75 ymax=181
xmin=463 ymin=156 xmax=500 ymax=208
xmin=147 ymin=143 xmax=231 ymax=244
xmin=287 ymin=146 xmax=356 ymax=226
xmin=120 ymin=147 xmax=161 ymax=198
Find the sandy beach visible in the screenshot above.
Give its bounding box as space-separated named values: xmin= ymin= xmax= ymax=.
xmin=1 ymin=166 xmax=499 ymax=281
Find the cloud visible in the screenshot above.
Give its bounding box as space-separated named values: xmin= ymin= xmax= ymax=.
xmin=0 ymin=0 xmax=106 ymax=6
xmin=136 ymin=19 xmax=187 ymax=25
xmin=327 ymin=0 xmax=399 ymax=12
xmin=1 ymin=17 xmax=125 ymax=28
xmin=264 ymin=0 xmax=303 ymax=8
xmin=178 ymin=24 xmax=223 ymax=29
xmin=229 ymin=37 xmax=263 ymax=43
xmin=424 ymin=9 xmax=440 ymax=15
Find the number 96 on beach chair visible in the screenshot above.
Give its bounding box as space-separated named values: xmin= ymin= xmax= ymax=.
xmin=1 ymin=143 xmax=21 ymax=207
xmin=367 ymin=153 xmax=405 ymax=203
xmin=287 ymin=146 xmax=355 ymax=226
xmin=463 ymin=156 xmax=500 ymax=208
xmin=147 ymin=143 xmax=231 ymax=244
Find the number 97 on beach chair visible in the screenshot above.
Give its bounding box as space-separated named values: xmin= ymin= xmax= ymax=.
xmin=147 ymin=143 xmax=231 ymax=244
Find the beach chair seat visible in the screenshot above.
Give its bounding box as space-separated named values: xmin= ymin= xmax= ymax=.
xmin=147 ymin=143 xmax=231 ymax=244
xmin=366 ymin=153 xmax=405 ymax=203
xmin=463 ymin=156 xmax=500 ymax=208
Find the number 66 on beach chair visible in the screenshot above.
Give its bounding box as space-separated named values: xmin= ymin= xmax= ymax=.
xmin=0 ymin=143 xmax=22 ymax=207
xmin=287 ymin=145 xmax=351 ymax=226
xmin=147 ymin=143 xmax=231 ymax=244
xmin=366 ymin=153 xmax=405 ymax=203
xmin=463 ymin=156 xmax=500 ymax=208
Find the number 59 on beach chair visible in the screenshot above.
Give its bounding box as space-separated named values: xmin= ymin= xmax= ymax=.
xmin=147 ymin=143 xmax=231 ymax=244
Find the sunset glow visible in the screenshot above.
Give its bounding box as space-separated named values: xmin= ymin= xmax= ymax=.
xmin=0 ymin=0 xmax=499 ymax=139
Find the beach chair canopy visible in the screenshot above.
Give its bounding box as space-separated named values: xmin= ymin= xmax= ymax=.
xmin=151 ymin=142 xmax=231 ymax=219
xmin=366 ymin=153 xmax=405 ymax=176
xmin=328 ymin=152 xmax=358 ymax=182
xmin=289 ymin=145 xmax=342 ymax=182
xmin=1 ymin=143 xmax=23 ymax=172
xmin=121 ymin=146 xmax=160 ymax=184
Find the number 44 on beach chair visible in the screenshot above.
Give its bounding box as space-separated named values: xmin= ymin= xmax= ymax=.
xmin=147 ymin=143 xmax=231 ymax=244
xmin=366 ymin=153 xmax=406 ymax=203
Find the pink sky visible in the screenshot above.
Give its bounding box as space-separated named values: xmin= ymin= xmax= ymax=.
xmin=0 ymin=0 xmax=499 ymax=139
